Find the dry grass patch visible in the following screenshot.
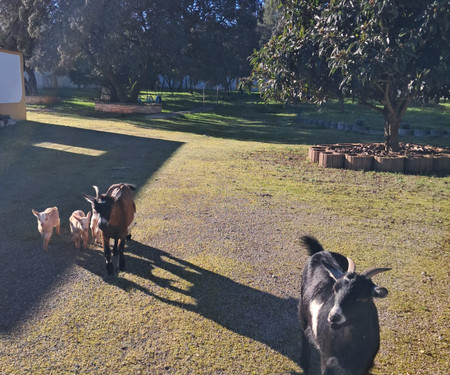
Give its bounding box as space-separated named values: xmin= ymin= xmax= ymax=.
xmin=0 ymin=110 xmax=448 ymax=374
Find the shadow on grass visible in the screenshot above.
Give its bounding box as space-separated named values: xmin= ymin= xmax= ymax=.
xmin=77 ymin=240 xmax=303 ymax=369
xmin=130 ymin=112 xmax=380 ymax=145
xmin=0 ymin=121 xmax=183 ymax=333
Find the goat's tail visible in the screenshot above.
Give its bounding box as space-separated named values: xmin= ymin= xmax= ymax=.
xmin=300 ymin=235 xmax=324 ymax=256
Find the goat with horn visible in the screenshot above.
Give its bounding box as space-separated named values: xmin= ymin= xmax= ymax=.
xmin=83 ymin=183 xmax=136 ymax=275
xmin=298 ymin=235 xmax=390 ymax=375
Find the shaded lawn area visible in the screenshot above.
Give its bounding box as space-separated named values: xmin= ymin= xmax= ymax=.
xmin=0 ymin=121 xmax=183 ymax=331
xmin=35 ymin=89 xmax=450 ymax=147
xmin=0 ymin=100 xmax=449 ymax=374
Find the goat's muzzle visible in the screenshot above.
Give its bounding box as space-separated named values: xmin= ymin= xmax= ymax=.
xmin=328 ymin=307 xmax=345 ymax=329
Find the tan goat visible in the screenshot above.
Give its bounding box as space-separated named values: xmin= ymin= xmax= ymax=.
xmin=32 ymin=207 xmax=60 ymax=250
xmin=69 ymin=210 xmax=91 ymax=250
xmin=90 ymin=211 xmax=102 ymax=245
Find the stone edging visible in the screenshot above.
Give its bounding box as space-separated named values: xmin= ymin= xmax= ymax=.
xmin=298 ymin=117 xmax=450 ymax=138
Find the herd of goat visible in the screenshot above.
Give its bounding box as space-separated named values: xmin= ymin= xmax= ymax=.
xmin=32 ymin=182 xmax=136 ymax=274
xmin=31 ymin=182 xmax=391 ymax=375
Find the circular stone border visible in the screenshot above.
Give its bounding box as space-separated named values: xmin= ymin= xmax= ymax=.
xmin=309 ymin=143 xmax=450 ymax=175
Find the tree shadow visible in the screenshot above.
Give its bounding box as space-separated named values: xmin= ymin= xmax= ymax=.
xmin=75 ymin=240 xmax=302 ymax=368
xmin=0 ymin=120 xmax=183 ymax=333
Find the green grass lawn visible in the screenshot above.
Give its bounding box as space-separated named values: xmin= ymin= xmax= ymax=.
xmin=0 ymin=90 xmax=449 ymax=374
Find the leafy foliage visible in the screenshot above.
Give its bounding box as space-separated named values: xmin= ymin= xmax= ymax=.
xmin=249 ymin=0 xmax=450 ymax=151
xmin=1 ymin=0 xmax=262 ymax=102
xmin=0 ymin=0 xmax=57 ymax=94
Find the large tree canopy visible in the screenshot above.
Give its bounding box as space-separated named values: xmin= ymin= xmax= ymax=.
xmin=55 ymin=0 xmax=186 ymax=102
xmin=160 ymin=0 xmax=263 ymax=92
xmin=1 ymin=0 xmax=262 ymax=102
xmin=250 ymin=0 xmax=450 ymax=152
xmin=0 ymin=0 xmax=56 ymax=94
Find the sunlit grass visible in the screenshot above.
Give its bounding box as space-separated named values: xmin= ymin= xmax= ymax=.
xmin=33 ymin=142 xmax=106 ymax=156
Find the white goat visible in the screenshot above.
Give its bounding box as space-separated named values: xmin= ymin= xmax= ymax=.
xmin=32 ymin=207 xmax=60 ymax=250
xmin=69 ymin=210 xmax=91 ymax=250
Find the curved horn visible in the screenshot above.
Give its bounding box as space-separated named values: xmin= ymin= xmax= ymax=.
xmin=346 ymin=257 xmax=355 ymax=273
xmin=93 ymin=185 xmax=99 ymax=199
xmin=361 ymin=267 xmax=391 ymax=279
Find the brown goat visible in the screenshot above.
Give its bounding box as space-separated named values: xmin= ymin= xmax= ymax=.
xmin=83 ymin=183 xmax=136 ymax=274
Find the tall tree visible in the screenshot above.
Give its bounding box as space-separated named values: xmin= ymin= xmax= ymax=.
xmin=184 ymin=0 xmax=263 ymax=90
xmin=258 ymin=0 xmax=283 ymax=44
xmin=250 ymin=0 xmax=450 ymax=152
xmin=1 ymin=0 xmax=263 ymax=101
xmin=56 ymin=0 xmax=189 ymax=102
xmin=0 ymin=0 xmax=56 ymax=95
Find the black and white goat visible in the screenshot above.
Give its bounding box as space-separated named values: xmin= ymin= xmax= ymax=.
xmin=298 ymin=236 xmax=390 ymax=375
xmin=83 ymin=183 xmax=136 ymax=275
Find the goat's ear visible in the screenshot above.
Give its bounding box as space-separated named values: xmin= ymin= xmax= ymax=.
xmin=86 ymin=211 xmax=92 ymax=220
xmin=113 ymin=189 xmax=123 ymax=201
xmin=372 ymin=286 xmax=388 ymax=298
xmin=83 ymin=193 xmax=95 ymax=204
xmin=32 ymin=209 xmax=39 ymax=218
xmin=325 ymin=265 xmax=343 ymax=281
xmin=73 ymin=214 xmax=83 ymax=223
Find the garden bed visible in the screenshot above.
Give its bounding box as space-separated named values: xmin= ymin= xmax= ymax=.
xmin=25 ymin=95 xmax=60 ymax=105
xmin=94 ymin=102 xmax=162 ymax=114
xmin=309 ymin=143 xmax=450 ymax=175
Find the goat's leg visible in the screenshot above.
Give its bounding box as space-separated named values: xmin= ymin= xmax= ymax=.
xmin=118 ymin=238 xmax=126 ymax=271
xmin=103 ymin=236 xmax=114 ymax=275
xmin=112 ymin=238 xmax=118 ymax=256
xmin=82 ymin=233 xmax=88 ymax=249
xmin=42 ymin=233 xmax=51 ymax=250
xmin=300 ymin=330 xmax=313 ymax=374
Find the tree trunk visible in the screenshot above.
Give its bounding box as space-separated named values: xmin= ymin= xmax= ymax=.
xmin=25 ymin=67 xmax=38 ymax=95
xmin=108 ymin=77 xmax=128 ymax=103
xmin=383 ymin=106 xmax=401 ymax=153
xmin=129 ymin=80 xmax=141 ymax=103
